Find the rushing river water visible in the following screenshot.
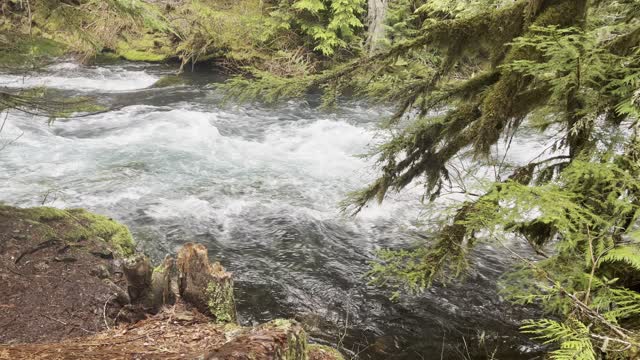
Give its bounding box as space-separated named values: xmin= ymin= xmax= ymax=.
xmin=0 ymin=62 xmax=546 ymax=359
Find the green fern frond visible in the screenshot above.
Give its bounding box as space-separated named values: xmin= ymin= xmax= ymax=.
xmin=601 ymin=246 xmax=640 ymax=272
xmin=521 ymin=319 xmax=596 ymax=360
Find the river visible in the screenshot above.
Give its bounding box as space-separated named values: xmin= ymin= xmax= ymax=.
xmin=0 ymin=61 xmax=545 ymax=359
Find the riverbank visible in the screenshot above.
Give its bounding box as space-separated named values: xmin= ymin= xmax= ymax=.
xmin=0 ymin=205 xmax=343 ymax=359
xmin=0 ymin=0 xmax=344 ymax=75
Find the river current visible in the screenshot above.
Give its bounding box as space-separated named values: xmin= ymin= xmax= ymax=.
xmin=0 ymin=62 xmax=546 ymax=359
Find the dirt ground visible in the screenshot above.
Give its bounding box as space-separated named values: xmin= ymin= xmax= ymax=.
xmin=0 ymin=205 xmax=342 ymax=359
xmin=0 ymin=206 xmax=133 ymax=343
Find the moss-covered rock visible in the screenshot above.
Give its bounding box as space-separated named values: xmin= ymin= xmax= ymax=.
xmin=0 ymin=206 xmax=135 ymax=256
xmin=66 ymin=209 xmax=135 ymax=256
xmin=151 ymin=75 xmax=187 ymax=88
xmin=115 ymin=32 xmax=174 ymax=62
xmin=92 ymin=52 xmax=122 ymax=65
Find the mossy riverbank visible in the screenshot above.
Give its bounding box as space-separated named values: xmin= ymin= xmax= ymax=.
xmin=0 ymin=0 xmax=322 ymax=72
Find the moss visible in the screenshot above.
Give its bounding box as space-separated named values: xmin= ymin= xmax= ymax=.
xmin=115 ymin=33 xmax=174 ymax=62
xmin=308 ymin=344 xmax=345 ymax=360
xmin=92 ymin=52 xmax=122 ymax=65
xmin=3 ymin=206 xmax=135 ymax=256
xmin=118 ymin=48 xmax=169 ymax=62
xmin=271 ymin=319 xmax=294 ymax=330
xmin=66 ymin=209 xmax=136 ymax=256
xmin=151 ymin=75 xmax=187 ymax=88
xmin=206 ymin=279 xmax=236 ymax=323
xmin=258 ymin=319 xmax=309 ymax=360
xmin=284 ymin=321 xmax=308 ymax=360
xmin=153 ymin=264 xmax=165 ymax=274
xmin=0 ymin=34 xmax=66 ymax=67
xmin=24 ymin=207 xmax=70 ymax=222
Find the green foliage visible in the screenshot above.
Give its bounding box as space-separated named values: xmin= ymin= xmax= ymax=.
xmin=0 ymin=88 xmax=106 ymax=121
xmin=268 ymin=0 xmax=365 ymax=56
xmin=602 ymin=246 xmax=640 ymax=272
xmin=0 ymin=34 xmax=66 ymax=68
xmin=30 ymin=0 xmax=169 ymax=60
xmin=206 ymin=279 xmax=236 ymax=323
xmin=171 ymin=0 xmax=269 ymax=68
xmin=221 ymin=0 xmax=640 ymax=357
xmin=521 ymin=319 xmax=595 ymax=360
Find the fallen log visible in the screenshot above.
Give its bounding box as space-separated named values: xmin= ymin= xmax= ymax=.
xmin=205 ymin=320 xmax=308 ymax=360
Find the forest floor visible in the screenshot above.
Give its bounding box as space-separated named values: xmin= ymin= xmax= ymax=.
xmin=0 ymin=205 xmax=132 ymax=343
xmin=0 ymin=205 xmax=341 ymax=359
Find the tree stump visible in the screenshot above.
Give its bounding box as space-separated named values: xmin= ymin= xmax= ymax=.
xmin=205 ymin=320 xmax=308 ymax=360
xmin=150 ymin=255 xmax=178 ymax=312
xmin=120 ymin=243 xmax=236 ymax=321
xmin=177 ymin=243 xmax=237 ymax=323
xmin=122 ymin=254 xmax=152 ymax=305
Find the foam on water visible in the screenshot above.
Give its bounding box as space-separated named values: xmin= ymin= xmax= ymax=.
xmin=0 ymin=64 xmax=159 ymax=92
xmin=1 ymin=102 xmax=412 ymax=222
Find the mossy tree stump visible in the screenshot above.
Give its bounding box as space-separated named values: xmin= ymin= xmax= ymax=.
xmin=122 ymin=243 xmax=235 ymax=322
xmin=177 ymin=243 xmax=237 ymax=323
xmin=123 ymin=255 xmax=153 ymax=305
xmin=150 ymin=255 xmax=179 ymax=312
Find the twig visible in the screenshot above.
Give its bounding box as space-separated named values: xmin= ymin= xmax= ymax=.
xmin=43 ymin=314 xmax=68 ymax=326
xmin=0 ymin=131 xmax=24 ymax=152
xmin=590 ymin=333 xmax=633 ymax=352
xmin=338 ymin=292 xmax=351 ymax=351
xmin=0 ymin=110 xmax=9 ymax=134
xmin=14 ymin=239 xmax=61 ymax=264
xmin=461 ymin=336 xmax=471 ymax=360
xmin=584 ymin=227 xmax=596 ymax=305
xmin=42 ymin=314 xmax=92 ymax=334
xmin=103 ymin=295 xmax=115 ymax=330
xmin=80 ymin=330 xmax=163 ymax=347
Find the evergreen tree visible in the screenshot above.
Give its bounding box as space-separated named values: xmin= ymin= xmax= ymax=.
xmin=267 ymin=0 xmax=366 ymax=56
xmin=222 ymin=0 xmax=640 ymax=357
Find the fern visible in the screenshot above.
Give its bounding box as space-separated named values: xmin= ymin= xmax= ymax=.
xmin=604 ymin=288 xmax=640 ymax=322
xmin=292 ymin=0 xmax=326 ymax=14
xmin=271 ymin=0 xmax=365 ymax=56
xmin=601 ymin=246 xmax=640 ymax=272
xmin=522 ymin=319 xmax=596 ymax=360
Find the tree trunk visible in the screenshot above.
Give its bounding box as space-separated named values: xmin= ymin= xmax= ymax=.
xmin=366 ymin=0 xmax=388 ymax=55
